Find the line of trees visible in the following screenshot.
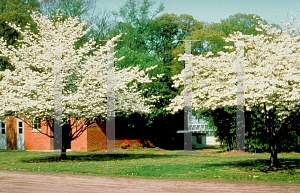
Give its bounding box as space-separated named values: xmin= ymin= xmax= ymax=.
xmin=0 ymin=0 xmax=299 ymax=168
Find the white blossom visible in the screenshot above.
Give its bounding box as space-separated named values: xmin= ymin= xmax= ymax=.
xmin=0 ymin=11 xmax=163 ymax=127
xmin=164 ymin=15 xmax=300 ymax=122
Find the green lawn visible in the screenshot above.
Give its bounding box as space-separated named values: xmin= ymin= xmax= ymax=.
xmin=0 ymin=146 xmax=299 ymax=184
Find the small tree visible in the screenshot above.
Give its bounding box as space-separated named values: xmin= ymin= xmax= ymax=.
xmin=0 ymin=10 xmax=163 ymax=157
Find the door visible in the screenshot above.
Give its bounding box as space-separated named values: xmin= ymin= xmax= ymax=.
xmin=17 ymin=119 xmax=24 ymax=150
xmin=0 ymin=120 xmax=7 ymax=150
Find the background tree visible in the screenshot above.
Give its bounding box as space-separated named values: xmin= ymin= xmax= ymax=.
xmin=0 ymin=0 xmax=41 ymax=71
xmin=108 ymin=0 xmax=191 ymax=148
xmin=37 ymin=0 xmax=93 ymax=21
xmin=87 ymin=8 xmax=116 ymax=45
xmin=146 ymin=13 xmax=206 ymax=77
xmin=113 ymin=46 xmax=184 ymax=148
xmin=110 ymin=0 xmax=164 ymax=52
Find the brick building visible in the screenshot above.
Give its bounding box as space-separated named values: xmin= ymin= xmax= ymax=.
xmin=0 ymin=115 xmax=143 ymax=152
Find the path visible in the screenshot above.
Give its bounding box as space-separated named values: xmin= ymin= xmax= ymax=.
xmin=0 ymin=170 xmax=299 ymax=193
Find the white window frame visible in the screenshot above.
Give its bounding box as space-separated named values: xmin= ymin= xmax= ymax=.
xmin=32 ymin=118 xmax=41 ymax=131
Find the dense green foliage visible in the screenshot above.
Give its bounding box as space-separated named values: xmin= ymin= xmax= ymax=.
xmin=1 ymin=0 xmax=298 ymax=152
xmin=0 ymin=0 xmax=41 ymax=71
xmin=113 ymin=46 xmax=185 ymax=147
xmin=195 ymin=106 xmax=300 ymax=153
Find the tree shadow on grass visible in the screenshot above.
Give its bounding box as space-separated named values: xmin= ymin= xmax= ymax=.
xmin=201 ymin=145 xmax=221 ymax=150
xmin=162 ymin=145 xmax=222 ymax=152
xmin=21 ymin=153 xmax=185 ymax=163
xmin=199 ymin=158 xmax=300 ymax=174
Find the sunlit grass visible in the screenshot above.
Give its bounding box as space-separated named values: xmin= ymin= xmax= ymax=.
xmin=0 ymin=146 xmax=299 ymax=184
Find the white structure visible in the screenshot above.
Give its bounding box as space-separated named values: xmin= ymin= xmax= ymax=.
xmin=177 ymin=113 xmax=220 ymax=147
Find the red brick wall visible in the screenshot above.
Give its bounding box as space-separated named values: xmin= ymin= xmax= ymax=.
xmin=87 ymin=121 xmax=106 ymax=152
xmin=70 ymin=118 xmax=87 ymax=152
xmin=69 ymin=119 xmax=143 ymax=152
xmin=86 ymin=120 xmax=141 ymax=151
xmin=3 ymin=116 xmax=144 ymax=152
xmin=24 ymin=118 xmax=52 ymax=151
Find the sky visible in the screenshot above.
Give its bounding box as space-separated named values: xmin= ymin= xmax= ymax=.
xmin=96 ymin=0 xmax=300 ymax=32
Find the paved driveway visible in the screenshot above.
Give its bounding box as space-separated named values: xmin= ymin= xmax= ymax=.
xmin=0 ymin=170 xmax=299 ymax=193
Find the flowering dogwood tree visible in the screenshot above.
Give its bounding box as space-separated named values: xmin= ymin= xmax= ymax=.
xmin=0 ymin=10 xmax=163 ymax=154
xmin=165 ymin=14 xmax=300 ymax=168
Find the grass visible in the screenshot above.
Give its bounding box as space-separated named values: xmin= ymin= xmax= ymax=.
xmin=0 ymin=145 xmax=299 ymax=184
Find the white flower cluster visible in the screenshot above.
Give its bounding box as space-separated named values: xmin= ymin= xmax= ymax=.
xmin=165 ymin=14 xmax=300 ymax=121
xmin=0 ymin=11 xmax=163 ymax=125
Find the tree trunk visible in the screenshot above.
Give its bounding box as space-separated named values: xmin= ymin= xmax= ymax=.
xmin=60 ymin=122 xmax=71 ymax=159
xmin=270 ymin=144 xmax=278 ymax=168
xmin=61 ymin=145 xmax=66 ymax=159
xmin=270 ymin=128 xmax=278 ymax=168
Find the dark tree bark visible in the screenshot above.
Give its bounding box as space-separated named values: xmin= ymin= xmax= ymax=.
xmin=61 ymin=145 xmax=67 ymax=159
xmin=60 ymin=120 xmax=72 ymax=159
xmin=269 ymin=127 xmax=279 ymax=168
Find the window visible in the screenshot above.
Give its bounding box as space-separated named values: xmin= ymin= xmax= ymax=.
xmin=32 ymin=118 xmax=41 ymax=130
xmin=1 ymin=120 xmax=5 ymax=134
xmin=17 ymin=120 xmax=23 ymax=134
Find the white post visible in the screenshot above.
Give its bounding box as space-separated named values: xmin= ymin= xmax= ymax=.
xmin=235 ymin=40 xmax=245 ymax=152
xmin=184 ymin=40 xmax=193 ymax=151
xmin=53 ymin=38 xmax=63 ymax=153
xmin=106 ymin=40 xmax=116 ymax=153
